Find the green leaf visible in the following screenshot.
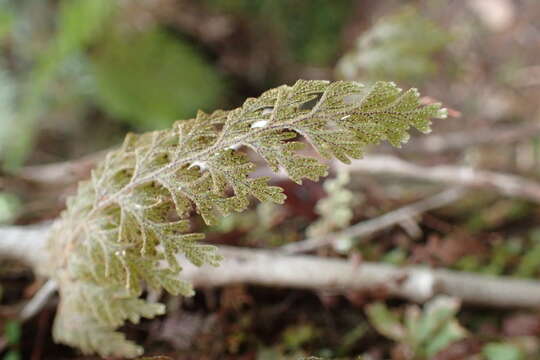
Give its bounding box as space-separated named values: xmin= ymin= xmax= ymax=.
xmin=282 ymin=324 xmax=318 ymax=350
xmin=0 ymin=192 xmax=21 ymax=225
xmin=424 ymin=321 xmax=466 ymax=357
xmin=337 ymin=6 xmax=450 ymax=82
xmin=515 ymin=230 xmax=540 ymax=277
xmin=0 ymin=3 xmax=13 ymax=40
xmin=414 ymin=296 xmax=461 ymax=343
xmin=307 ymin=170 xmax=354 ymax=240
xmin=0 ymin=66 xmax=18 ymax=166
xmin=482 ymin=343 xmax=524 ymax=360
xmin=47 ymin=80 xmax=445 ymax=357
xmin=90 ymin=27 xmax=225 ymax=129
xmin=56 ymin=0 xmax=116 ymax=56
xmin=366 ymin=302 xmax=406 ymax=341
xmin=369 ymin=297 xmax=466 ymax=358
xmin=1 ymin=0 xmax=115 ymax=169
xmin=4 ymin=320 xmax=21 ymax=345
xmin=3 ymin=350 xmax=21 ymax=360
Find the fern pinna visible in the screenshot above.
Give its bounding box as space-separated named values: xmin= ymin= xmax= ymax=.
xmin=45 ymin=80 xmax=446 ymax=357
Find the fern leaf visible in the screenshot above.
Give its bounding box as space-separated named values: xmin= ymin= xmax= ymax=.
xmin=307 ymin=170 xmax=355 ymax=246
xmin=336 ymin=7 xmax=449 ymax=83
xmin=53 ymin=282 xmax=164 ymax=358
xmin=46 ymin=80 xmax=446 ymax=357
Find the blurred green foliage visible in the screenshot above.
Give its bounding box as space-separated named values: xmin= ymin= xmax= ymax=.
xmin=0 ymin=192 xmax=20 ymax=224
xmin=255 ymin=323 xmax=320 ymax=359
xmin=455 ymin=230 xmax=540 ymax=278
xmin=205 ymin=0 xmax=353 ymax=65
xmin=366 ymin=298 xmax=536 ymax=359
xmin=307 ymin=171 xmax=353 ymax=237
xmin=0 ymin=0 xmax=116 ymax=168
xmin=0 ymin=65 xmax=17 ymax=165
xmin=2 ymin=320 xmax=22 ymax=360
xmin=465 ymin=199 xmax=531 ymax=233
xmin=282 ymin=324 xmax=318 ymax=351
xmin=366 ymin=296 xmax=466 ymax=359
xmin=0 ymin=0 xmax=225 ymax=168
xmin=337 ymin=7 xmax=450 ymax=82
xmin=482 ymin=343 xmax=524 ymax=360
xmin=0 ymin=2 xmax=12 ymax=40
xmin=90 ymin=27 xmax=224 ymax=129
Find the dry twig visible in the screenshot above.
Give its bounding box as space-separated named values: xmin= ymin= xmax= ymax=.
xmin=405 ymin=122 xmax=540 ymax=154
xmin=335 ymin=155 xmax=540 ymax=202
xmin=280 ymin=187 xmax=465 ymax=254
xmin=1 ymin=224 xmax=540 ymax=309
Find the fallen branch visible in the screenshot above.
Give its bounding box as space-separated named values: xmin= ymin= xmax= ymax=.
xmin=335 ymin=155 xmax=540 ymax=203
xmin=0 ymin=224 xmax=55 ymax=321
xmin=0 ymin=223 xmax=51 ymax=269
xmin=1 ymin=225 xmax=540 ymax=309
xmin=14 ymin=150 xmax=106 ymax=186
xmin=280 ymin=187 xmax=465 ymax=254
xmin=183 ymin=246 xmax=540 ymax=308
xmin=405 ymin=122 xmax=540 ymax=154
xmin=20 ymin=279 xmax=58 ymax=321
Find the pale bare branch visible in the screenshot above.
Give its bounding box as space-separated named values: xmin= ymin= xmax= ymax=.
xmin=2 ymin=224 xmax=540 ymax=309
xmin=335 ymin=155 xmax=540 ymax=202
xmin=405 ymin=122 xmax=540 ymax=154
xmin=280 ymin=187 xmax=465 ymax=254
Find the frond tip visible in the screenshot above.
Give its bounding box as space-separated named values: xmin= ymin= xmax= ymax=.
xmin=46 ymin=80 xmax=446 ymax=357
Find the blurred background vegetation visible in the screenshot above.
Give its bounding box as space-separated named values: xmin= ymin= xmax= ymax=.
xmin=1 ymin=0 xmax=540 ymax=359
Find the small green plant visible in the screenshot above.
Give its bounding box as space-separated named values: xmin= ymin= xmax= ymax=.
xmin=455 ymin=229 xmax=540 ymax=278
xmin=365 ymin=297 xmax=533 ymax=359
xmin=482 ymin=342 xmax=524 ymax=360
xmin=366 ymin=296 xmax=467 ymax=359
xmin=337 ymin=7 xmax=449 ymax=83
xmin=307 ymin=169 xmax=356 ymax=252
xmin=44 ymin=80 xmax=446 ymax=357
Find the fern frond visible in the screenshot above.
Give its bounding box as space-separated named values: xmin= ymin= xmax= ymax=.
xmin=46 ymin=80 xmax=446 ymax=357
xmin=336 ymin=7 xmax=449 ymax=83
xmin=307 ymin=170 xmax=356 ymax=251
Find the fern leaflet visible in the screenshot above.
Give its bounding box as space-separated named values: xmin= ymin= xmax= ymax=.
xmin=46 ymin=80 xmax=446 ymax=357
